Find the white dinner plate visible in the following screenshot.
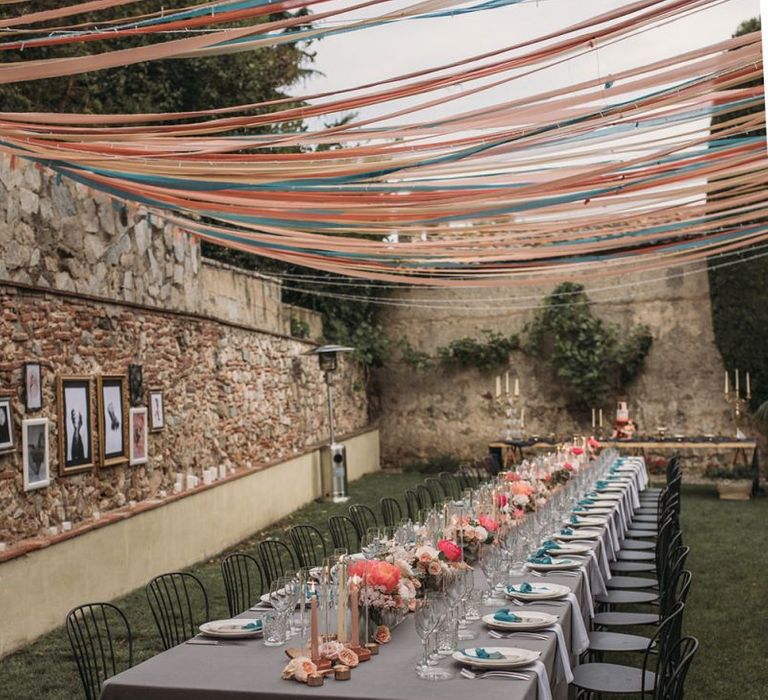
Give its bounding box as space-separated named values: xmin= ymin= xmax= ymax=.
xmin=591 ymin=493 xmax=623 ymax=501
xmin=565 ymin=516 xmax=607 ymax=528
xmin=505 ymin=582 xmax=570 ymax=600
xmin=199 ymin=618 xmax=263 ymax=639
xmin=573 ymin=507 xmax=613 ymax=515
xmin=482 ymin=611 xmax=558 ymax=632
xmin=556 ymin=528 xmax=602 ymax=540
xmin=452 ymin=647 xmax=541 ymax=669
xmin=546 ymin=543 xmax=591 ymax=556
xmin=525 ymin=558 xmax=580 ymax=571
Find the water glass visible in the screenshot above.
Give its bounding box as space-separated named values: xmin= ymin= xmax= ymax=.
xmin=262 ymin=612 xmax=286 ymax=646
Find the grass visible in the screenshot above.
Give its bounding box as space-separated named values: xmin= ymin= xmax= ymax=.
xmin=0 ymin=474 xmax=765 ymax=699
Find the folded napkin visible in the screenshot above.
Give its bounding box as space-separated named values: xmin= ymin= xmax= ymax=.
xmin=471 ymin=648 xmax=505 ymax=660
xmin=569 ymin=516 xmax=581 ymax=524
xmin=559 ymin=527 xmax=574 ymax=536
xmin=578 ymin=498 xmax=596 ymax=505
xmin=242 ymin=621 xmax=262 ymax=631
xmin=541 ymin=539 xmax=559 ymax=550
xmin=527 ymin=555 xmax=553 ymax=565
xmin=493 ymin=608 xmax=522 ymax=623
xmin=596 ymin=480 xmax=609 ymax=489
xmin=507 ymin=581 xmax=534 ymax=593
xmin=573 ymin=506 xmax=587 ymax=512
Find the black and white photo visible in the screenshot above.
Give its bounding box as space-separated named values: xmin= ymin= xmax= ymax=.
xmin=58 ymin=376 xmax=93 ymax=474
xmin=24 ymin=362 xmax=42 ymax=412
xmin=128 ymin=364 xmax=143 ymax=406
xmin=0 ymin=395 xmax=14 ymax=452
xmin=149 ymin=389 xmax=164 ymax=431
xmin=23 ymin=418 xmax=50 ymax=491
xmin=98 ymin=376 xmax=128 ymax=466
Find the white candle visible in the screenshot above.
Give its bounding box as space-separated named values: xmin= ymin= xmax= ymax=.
xmin=746 ymin=372 xmax=751 ymax=397
xmin=505 ymin=371 xmax=510 ymax=395
xmin=591 ymin=408 xmax=596 ymax=428
xmin=520 ymin=407 xmax=525 ymax=428
xmin=724 ymin=370 xmax=729 ymax=396
xmin=495 ymin=376 xmax=501 ymax=397
xmin=599 ymin=409 xmax=603 ymax=428
xmin=219 ymin=464 xmax=227 ymax=480
xmin=173 ymin=482 xmax=182 ymax=494
xmin=514 ymin=378 xmax=520 ymax=397
xmin=735 ymin=369 xmax=739 ymax=395
xmin=0 ymin=542 xmax=6 ymax=552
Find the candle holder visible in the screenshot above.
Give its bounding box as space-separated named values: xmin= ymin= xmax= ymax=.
xmin=492 ymin=394 xmax=525 ymax=441
xmin=725 ymin=390 xmax=750 ymax=436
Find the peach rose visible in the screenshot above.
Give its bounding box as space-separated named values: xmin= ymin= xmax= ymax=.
xmin=369 ymin=561 xmax=401 ymax=593
xmin=427 ymin=560 xmax=442 ymax=576
xmin=511 ymin=482 xmax=533 ymax=497
xmin=283 ymin=657 xmax=317 ymax=683
xmin=338 ymin=648 xmax=359 ymax=668
xmin=374 ymin=625 xmax=391 ymax=644
xmin=319 ymin=640 xmax=345 ymax=660
xmin=478 ymin=515 xmax=499 ymax=532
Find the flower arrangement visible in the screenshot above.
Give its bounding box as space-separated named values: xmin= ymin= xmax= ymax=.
xmin=348 ymin=559 xmax=415 ymax=614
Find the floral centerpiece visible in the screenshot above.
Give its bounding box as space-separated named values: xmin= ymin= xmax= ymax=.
xmin=348 ymin=558 xmax=416 ymax=630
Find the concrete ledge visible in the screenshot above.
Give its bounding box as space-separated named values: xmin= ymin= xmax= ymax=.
xmin=0 ymin=428 xmax=379 ymax=658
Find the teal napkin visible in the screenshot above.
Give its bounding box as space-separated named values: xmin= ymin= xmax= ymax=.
xmin=573 ymin=506 xmax=587 ymax=512
xmin=508 ymin=581 xmax=534 ymax=593
xmin=472 ymin=648 xmax=505 ymax=659
xmin=569 ymin=515 xmax=581 ymax=524
xmin=527 ymin=554 xmax=553 ymax=565
xmin=493 ymin=608 xmax=522 ymax=623
xmin=560 ymin=527 xmax=574 ymax=536
xmin=596 ymin=480 xmax=609 ymax=489
xmin=242 ymin=621 xmax=262 ymax=630
xmin=578 ymin=498 xmax=596 ymax=506
xmin=541 ymin=539 xmax=559 ymax=550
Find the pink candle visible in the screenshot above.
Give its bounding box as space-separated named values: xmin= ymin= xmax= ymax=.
xmin=310 ymin=595 xmax=319 ymax=660
xmin=350 ymin=588 xmax=360 ymax=647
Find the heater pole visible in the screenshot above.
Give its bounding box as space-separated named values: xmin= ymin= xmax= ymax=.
xmin=325 ymin=371 xmax=336 ymax=446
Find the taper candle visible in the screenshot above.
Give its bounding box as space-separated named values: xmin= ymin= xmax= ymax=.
xmin=591 ymin=408 xmax=596 ymax=428
xmin=520 ymin=407 xmax=525 ymax=428
xmin=735 ymin=369 xmax=739 ymax=395
xmin=505 ymin=371 xmax=510 ymax=395
xmin=350 ymin=588 xmax=360 ymax=647
xmin=724 ymin=370 xmax=729 ymax=396
xmin=514 ymin=378 xmax=520 ymax=397
xmin=495 ymin=376 xmax=501 ymax=397
xmin=337 ymin=561 xmax=347 ymax=643
xmin=746 ymin=372 xmax=751 ymax=397
xmin=599 ymin=409 xmax=603 ymax=428
xmin=310 ymin=595 xmax=319 ymax=660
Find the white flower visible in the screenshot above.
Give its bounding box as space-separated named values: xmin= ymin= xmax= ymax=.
xmin=474 ymin=526 xmax=489 ymax=543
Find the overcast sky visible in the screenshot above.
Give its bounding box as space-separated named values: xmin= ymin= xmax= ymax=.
xmin=290 ymin=0 xmax=761 ymax=129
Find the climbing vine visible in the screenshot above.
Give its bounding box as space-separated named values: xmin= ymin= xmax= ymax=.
xmin=400 ymin=330 xmax=519 ymax=372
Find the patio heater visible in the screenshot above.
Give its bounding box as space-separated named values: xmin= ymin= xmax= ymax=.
xmin=305 ymin=344 xmax=354 ymax=502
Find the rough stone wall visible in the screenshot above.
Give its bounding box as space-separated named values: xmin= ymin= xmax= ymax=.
xmin=0 ymin=285 xmax=367 ymax=543
xmin=377 ymin=265 xmax=734 ymax=466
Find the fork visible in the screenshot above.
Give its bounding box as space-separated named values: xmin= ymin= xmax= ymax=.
xmin=488 ymin=630 xmax=549 ymax=640
xmin=460 ymin=668 xmax=532 ymax=681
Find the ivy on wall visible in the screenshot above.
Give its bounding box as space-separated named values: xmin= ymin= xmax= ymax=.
xmin=399 ymin=331 xmax=520 ymax=372
xmin=707 ymin=17 xmax=768 ymax=413
xmin=524 ymin=282 xmax=653 ymax=411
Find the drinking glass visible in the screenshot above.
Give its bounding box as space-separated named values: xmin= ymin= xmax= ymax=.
xmin=414 ymin=596 xmax=454 ymax=680
xmin=262 ymin=612 xmax=285 ymax=647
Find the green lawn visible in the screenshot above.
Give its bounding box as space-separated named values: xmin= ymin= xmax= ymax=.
xmin=0 ymin=474 xmax=765 ymax=699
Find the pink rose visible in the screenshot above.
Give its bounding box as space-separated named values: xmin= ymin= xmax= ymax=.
xmin=504 ymin=472 xmax=522 ymax=482
xmin=513 ymin=508 xmax=525 ymax=519
xmin=588 ymin=437 xmax=600 ymax=449
xmin=563 ymin=462 xmax=574 ymax=471
xmin=478 ymin=515 xmax=499 ymax=532
xmin=571 ymin=447 xmax=584 ymax=456
xmin=437 ymin=539 xmax=462 ymax=562
xmin=427 ymin=560 xmax=442 ymax=576
xmin=374 ymin=625 xmax=391 ymax=644
xmin=496 ymin=493 xmax=509 ymax=508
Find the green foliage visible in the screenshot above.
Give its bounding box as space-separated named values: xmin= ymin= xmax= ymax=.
xmin=524 ymin=282 xmax=653 ymax=410
xmin=704 ymin=464 xmax=755 ymax=480
xmin=707 ymin=18 xmax=768 ymax=415
xmin=399 ymin=339 xmax=435 ymax=372
xmin=402 ymin=453 xmax=463 ymax=474
xmin=0 ymin=2 xmax=313 ymax=122
xmin=399 ymin=331 xmax=518 ymax=372
xmin=289 ymin=317 xmax=310 ymax=339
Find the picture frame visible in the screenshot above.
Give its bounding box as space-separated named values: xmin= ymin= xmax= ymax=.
xmin=97 ymin=375 xmax=128 ymax=467
xmin=0 ymin=394 xmax=15 ymax=453
xmin=24 ymin=362 xmax=43 ymax=412
xmin=57 ymin=376 xmax=94 ymax=474
xmin=129 ymin=407 xmax=148 ymax=466
xmin=148 ymin=389 xmax=164 ymax=432
xmin=128 ymin=364 xmax=143 ymax=406
xmin=22 ymin=418 xmax=50 ymax=491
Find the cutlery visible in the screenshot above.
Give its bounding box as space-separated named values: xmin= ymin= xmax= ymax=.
xmin=487 ymin=630 xmax=549 ymax=640
xmin=460 ymin=668 xmax=532 ymax=681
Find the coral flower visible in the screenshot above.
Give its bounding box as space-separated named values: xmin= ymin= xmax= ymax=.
xmin=511 ymin=481 xmax=533 ymax=497
xmin=478 ymin=515 xmax=499 ymax=532
xmin=437 ymin=539 xmax=463 ymax=562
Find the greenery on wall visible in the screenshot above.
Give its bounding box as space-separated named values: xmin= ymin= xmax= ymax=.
xmin=524 ymin=282 xmax=653 ymax=410
xmin=707 ymin=17 xmax=768 ymax=413
xmin=399 ymin=331 xmax=520 ymax=372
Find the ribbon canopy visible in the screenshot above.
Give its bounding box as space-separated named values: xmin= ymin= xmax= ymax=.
xmin=0 ymin=0 xmax=765 ymax=286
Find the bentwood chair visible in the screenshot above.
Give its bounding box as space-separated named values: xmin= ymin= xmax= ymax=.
xmin=380 ymin=497 xmax=403 ymax=529
xmin=288 ymin=524 xmax=328 ymax=568
xmin=328 ymin=515 xmax=360 ymax=553
xmin=424 ymin=477 xmax=447 ymax=504
xmin=257 ymin=539 xmax=297 ymax=587
xmin=415 ymin=483 xmax=435 ymax=510
xmin=221 ymin=552 xmax=264 ymax=617
xmin=659 ymin=636 xmax=700 ymax=700
xmin=66 ymin=603 xmax=133 ymax=700
xmin=146 ymin=572 xmax=209 ymax=650
xmin=403 ymin=489 xmax=420 ymax=522
xmin=349 ymin=504 xmax=378 ymax=540
xmin=439 ymin=471 xmax=462 ymax=499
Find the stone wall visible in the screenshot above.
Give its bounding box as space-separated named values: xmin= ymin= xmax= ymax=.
xmin=377 ymin=264 xmax=735 ymax=466
xmin=0 ymin=284 xmax=367 ymax=545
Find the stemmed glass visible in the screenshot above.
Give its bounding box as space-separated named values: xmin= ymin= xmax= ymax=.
xmin=414 ymin=596 xmax=454 ymax=680
xmin=266 ymin=575 xmax=293 ymax=645
xmin=478 ymin=544 xmax=506 ymax=605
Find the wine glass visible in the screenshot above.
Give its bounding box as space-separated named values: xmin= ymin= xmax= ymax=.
xmin=414 ymin=596 xmax=454 ymax=680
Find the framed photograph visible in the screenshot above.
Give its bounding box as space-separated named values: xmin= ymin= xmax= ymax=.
xmin=58 ymin=376 xmax=94 ymax=474
xmin=128 ymin=364 xmax=143 ymax=406
xmin=149 ymin=389 xmax=164 ymax=431
xmin=24 ymin=363 xmax=43 ymax=412
xmin=129 ymin=407 xmax=148 ymax=466
xmin=23 ymin=418 xmax=50 ymax=491
xmin=0 ymin=394 xmax=14 ymax=453
xmin=98 ymin=375 xmax=128 ymax=466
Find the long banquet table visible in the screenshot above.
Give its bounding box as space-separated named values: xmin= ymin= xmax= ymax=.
xmin=100 ymin=458 xmax=647 ymax=700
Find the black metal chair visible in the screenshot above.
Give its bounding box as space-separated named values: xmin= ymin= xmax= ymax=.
xmin=380 ymin=497 xmax=403 ymax=529
xmin=66 ymin=602 xmax=133 ymax=700
xmin=328 ymin=515 xmax=360 ymax=553
xmin=424 ymin=477 xmax=447 ymax=504
xmin=288 ymin=524 xmax=328 ymax=568
xmin=456 ymin=471 xmax=472 ymax=492
xmin=146 ymin=572 xmax=209 ymax=650
xmin=257 ymin=538 xmax=297 ymax=587
xmin=415 ymin=483 xmax=434 ymax=510
xmin=439 ymin=471 xmax=462 ymax=499
xmin=659 ymin=636 xmax=699 ymax=700
xmin=403 ymin=489 xmax=420 ymax=522
xmin=349 ymin=504 xmax=378 ymax=540
xmin=221 ymin=552 xmax=264 ymax=617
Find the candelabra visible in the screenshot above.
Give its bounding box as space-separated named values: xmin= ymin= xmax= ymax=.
xmin=725 ymin=390 xmax=750 ymax=436
xmin=492 ymin=394 xmax=525 ymax=441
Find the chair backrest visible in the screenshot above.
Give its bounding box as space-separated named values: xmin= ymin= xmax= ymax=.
xmin=349 ymin=504 xmax=378 ymax=540
xmin=221 ymin=553 xmax=264 ymax=617
xmin=257 ymin=539 xmax=297 ymax=587
xmin=328 ymin=515 xmax=360 ymax=553
xmin=66 ymin=603 xmax=133 ymax=700
xmin=438 ymin=472 xmax=461 ymax=499
xmin=380 ymin=497 xmax=403 ymax=528
xmin=656 ymin=636 xmax=699 ymax=700
xmin=288 ymin=524 xmax=328 ymax=568
xmin=146 ymin=572 xmax=209 ymax=650
xmin=403 ymin=489 xmax=420 ymax=522
xmin=640 ymin=601 xmax=685 ymax=695
xmin=424 ymin=477 xmax=446 ymax=504
xmin=415 ymin=483 xmax=435 ymax=510
xmin=661 ymin=562 xmax=692 ymax=617
xmin=456 ymin=471 xmax=472 ymax=492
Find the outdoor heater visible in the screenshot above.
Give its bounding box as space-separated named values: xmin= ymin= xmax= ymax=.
xmin=305 ymin=344 xmax=354 ymax=502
